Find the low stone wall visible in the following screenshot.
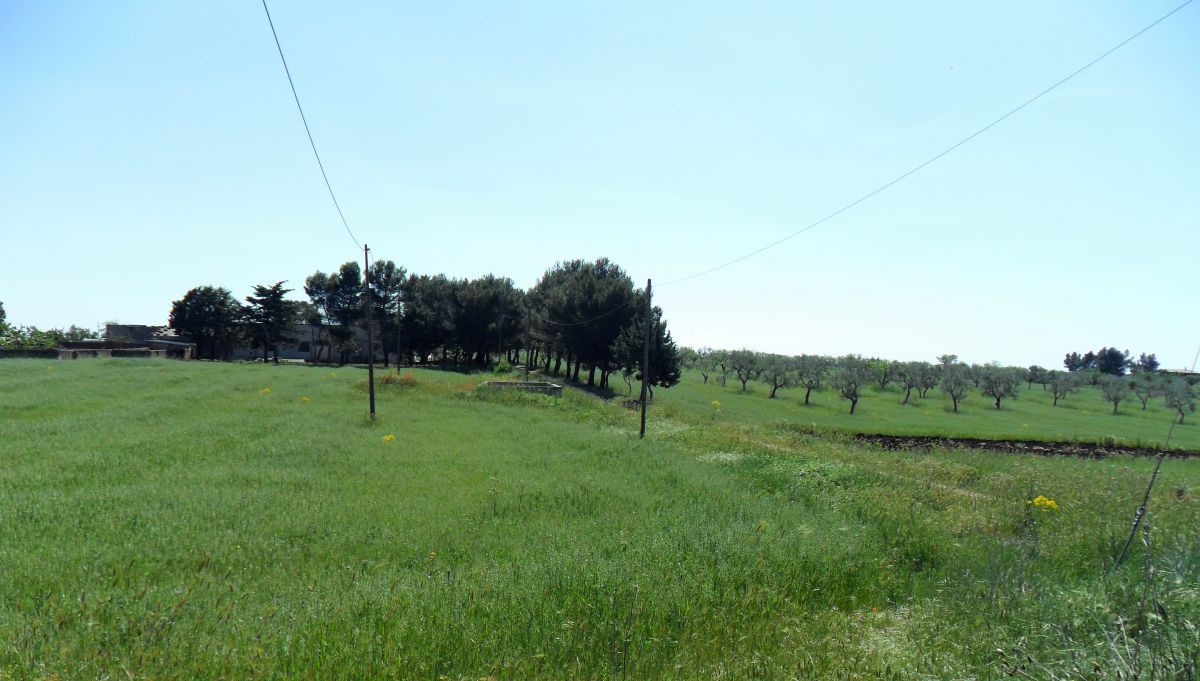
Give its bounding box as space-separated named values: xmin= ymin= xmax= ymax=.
xmin=58 ymin=349 xmax=113 ymax=360
xmin=480 ymin=381 xmax=563 ymax=397
xmin=111 ymin=349 xmax=166 ymax=359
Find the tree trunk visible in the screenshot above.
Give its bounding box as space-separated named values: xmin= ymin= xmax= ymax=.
xmin=701 ymin=373 xmax=709 ymax=384
xmin=769 ymin=384 xmax=779 ymax=398
xmin=952 ymin=396 xmax=959 ymax=412
xmin=1053 ymin=394 xmax=1059 ymax=406
xmin=849 ymin=398 xmax=858 ymax=414
xmin=740 ymin=379 xmax=748 ymax=391
xmin=804 ymin=387 xmax=813 ymax=405
xmin=587 ymin=365 xmax=596 ymax=387
xmin=994 ymin=396 xmax=1001 ymax=410
xmin=572 ymin=359 xmax=581 ymax=382
xmin=902 ymin=387 xmax=911 ymax=404
xmin=1112 ymin=402 xmax=1118 ymax=415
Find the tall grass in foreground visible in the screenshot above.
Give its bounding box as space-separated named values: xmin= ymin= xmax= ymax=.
xmin=0 ymin=359 xmax=1196 ymax=679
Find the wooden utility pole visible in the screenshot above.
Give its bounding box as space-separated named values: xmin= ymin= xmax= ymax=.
xmin=363 ymin=244 xmax=376 ymax=420
xmin=639 ymin=278 xmax=652 ymax=439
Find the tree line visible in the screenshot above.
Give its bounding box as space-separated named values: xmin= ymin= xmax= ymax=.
xmin=1063 ymin=347 xmax=1158 ymax=375
xmin=0 ymin=300 xmax=94 ymax=350
xmin=681 ymin=348 xmax=1198 ymax=423
xmin=166 ymin=257 xmax=682 ymax=392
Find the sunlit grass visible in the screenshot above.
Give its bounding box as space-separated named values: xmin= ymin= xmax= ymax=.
xmin=658 ymin=368 xmax=1200 ymax=450
xmin=0 ymin=359 xmax=1196 ymax=679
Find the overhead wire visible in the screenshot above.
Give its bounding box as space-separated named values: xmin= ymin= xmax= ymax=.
xmin=527 ymin=302 xmax=636 ymax=328
xmin=658 ymin=0 xmax=1195 ymax=287
xmin=262 ymin=0 xmax=363 ymax=250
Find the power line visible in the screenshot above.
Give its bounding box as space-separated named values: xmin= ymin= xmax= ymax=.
xmin=262 ymin=0 xmax=363 ymax=250
xmin=659 ymin=0 xmax=1195 ymax=287
xmin=527 ymin=302 xmax=635 ymax=328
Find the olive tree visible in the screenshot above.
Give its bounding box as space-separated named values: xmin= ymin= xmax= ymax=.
xmin=728 ymin=348 xmax=762 ymax=392
xmin=1164 ymin=379 xmax=1197 ymax=424
xmin=1098 ymin=375 xmax=1131 ymax=415
xmin=793 ymin=354 xmax=829 ymax=405
xmin=869 ymin=358 xmax=899 ymax=391
xmin=914 ymin=362 xmax=939 ymax=398
xmin=758 ymin=354 xmax=794 ymax=398
xmin=897 ymin=361 xmax=926 ymax=404
xmin=1127 ymin=374 xmax=1159 ymax=410
xmin=940 ymin=363 xmax=972 ymax=413
xmin=1047 ymin=370 xmax=1078 ymax=406
xmin=831 ymin=355 xmax=871 ymax=414
xmin=979 ymin=364 xmax=1022 ymax=410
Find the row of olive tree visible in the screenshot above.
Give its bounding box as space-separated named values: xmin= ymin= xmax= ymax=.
xmin=681 ymin=348 xmax=1197 ymax=421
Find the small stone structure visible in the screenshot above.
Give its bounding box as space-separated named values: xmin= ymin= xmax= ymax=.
xmin=480 ymin=380 xmax=563 ymax=397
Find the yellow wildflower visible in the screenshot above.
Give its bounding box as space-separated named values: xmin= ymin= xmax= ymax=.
xmin=259 ymin=388 xmax=271 ymax=396
xmin=1028 ymin=495 xmax=1059 ymax=512
xmin=382 ymin=433 xmax=396 ymax=443
xmin=300 ymin=396 xmax=310 ymax=403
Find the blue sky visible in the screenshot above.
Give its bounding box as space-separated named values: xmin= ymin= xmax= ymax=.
xmin=2 ymin=1 xmax=1197 ymax=368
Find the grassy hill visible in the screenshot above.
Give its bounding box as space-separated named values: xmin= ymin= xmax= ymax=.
xmin=653 ymin=368 xmax=1200 ymax=450
xmin=1 ymin=358 xmax=1197 ymax=679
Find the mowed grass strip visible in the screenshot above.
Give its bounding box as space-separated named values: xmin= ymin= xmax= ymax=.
xmin=0 ymin=359 xmax=1197 ymax=679
xmin=658 ymin=368 xmax=1200 ymax=450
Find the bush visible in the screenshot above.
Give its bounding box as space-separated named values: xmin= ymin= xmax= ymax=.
xmin=494 ymin=359 xmax=512 ymax=375
xmin=379 ymin=372 xmax=419 ymax=389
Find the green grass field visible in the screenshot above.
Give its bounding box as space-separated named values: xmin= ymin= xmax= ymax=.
xmin=653 ymin=369 xmax=1200 ymax=450
xmin=1 ymin=359 xmax=1198 ymax=679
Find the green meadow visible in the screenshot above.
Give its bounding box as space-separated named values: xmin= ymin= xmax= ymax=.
xmin=654 ymin=368 xmax=1200 ymax=451
xmin=1 ymin=359 xmax=1197 ymax=679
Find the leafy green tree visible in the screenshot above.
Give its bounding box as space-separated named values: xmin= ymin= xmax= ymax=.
xmin=936 ymin=354 xmax=958 ymax=367
xmin=305 ymin=262 xmax=364 ymax=364
xmin=831 ymin=355 xmax=870 ymax=414
xmin=759 ymin=354 xmax=794 ymax=398
xmin=1163 ymin=379 xmax=1196 ymax=424
xmin=1046 ymin=370 xmax=1078 ymax=406
xmin=869 ymin=359 xmax=899 ymax=391
xmin=1026 ymin=365 xmax=1048 ymax=390
xmin=454 ymin=275 xmax=523 ymax=368
xmin=940 ymin=363 xmax=972 ymax=413
xmin=1132 ymin=352 xmax=1159 ymax=373
xmin=1099 ymin=375 xmax=1131 ymax=415
xmin=244 ymin=281 xmax=298 ymax=363
xmin=912 ymin=362 xmax=939 ymax=398
xmin=979 ymin=365 xmax=1022 ymax=410
xmin=1128 ymin=374 xmax=1160 ymax=410
xmin=368 ymin=260 xmax=407 ymax=367
xmin=0 ymin=300 xmax=6 ymax=332
xmin=611 ymin=301 xmax=682 ymax=397
xmin=896 ymin=361 xmax=925 ymax=404
xmin=714 ymin=350 xmax=731 ymax=387
xmin=728 ymin=349 xmax=762 ymax=392
xmin=793 ymin=355 xmax=830 ymax=405
xmin=1095 ymin=347 xmax=1131 ymax=376
xmin=679 ymin=347 xmax=699 ymax=370
xmin=1063 ymin=352 xmax=1085 ymax=371
xmin=400 ymin=274 xmax=457 ymax=365
xmin=696 ymin=347 xmax=718 ymax=384
xmin=169 ymin=286 xmax=243 ymax=360
xmin=528 ymin=258 xmax=637 ymax=386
